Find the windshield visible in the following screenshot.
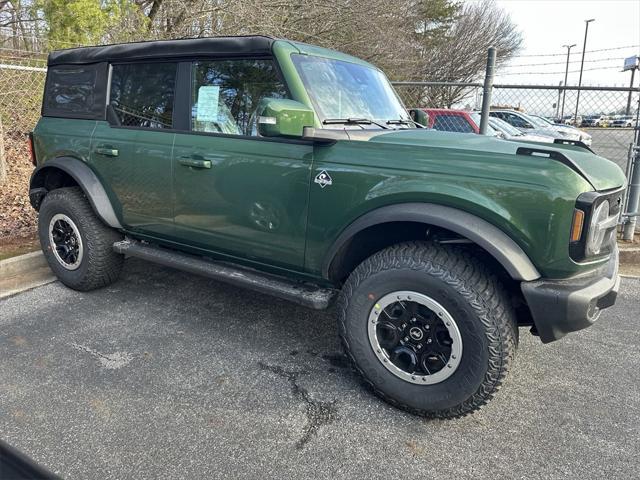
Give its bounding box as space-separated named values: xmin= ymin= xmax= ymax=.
xmin=532 ymin=115 xmax=554 ymax=126
xmin=522 ymin=113 xmax=552 ymax=128
xmin=291 ymin=54 xmax=411 ymax=125
xmin=468 ymin=113 xmax=497 ymax=135
xmin=488 ymin=116 xmax=522 ymax=136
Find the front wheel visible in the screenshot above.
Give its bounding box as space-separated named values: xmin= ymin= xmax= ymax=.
xmin=337 ymin=242 xmax=518 ymax=418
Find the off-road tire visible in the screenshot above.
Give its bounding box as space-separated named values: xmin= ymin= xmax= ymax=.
xmin=38 ymin=187 xmax=123 ymax=291
xmin=337 ymin=241 xmax=518 ymax=419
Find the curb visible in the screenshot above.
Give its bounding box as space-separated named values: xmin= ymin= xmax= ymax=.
xmin=0 ymin=251 xmax=56 ymax=299
xmin=619 ymin=246 xmax=640 ymax=265
xmin=0 ymin=244 xmax=638 ymax=299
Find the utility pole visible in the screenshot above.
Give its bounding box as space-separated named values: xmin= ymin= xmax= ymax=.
xmin=555 ymin=81 xmax=562 ymax=120
xmin=574 ymin=19 xmax=595 ymax=125
xmin=560 ymin=43 xmax=576 ymax=120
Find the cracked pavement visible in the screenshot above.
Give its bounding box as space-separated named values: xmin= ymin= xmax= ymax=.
xmin=1 ymin=259 xmax=639 ymax=479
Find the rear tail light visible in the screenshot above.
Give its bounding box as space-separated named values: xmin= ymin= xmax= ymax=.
xmin=27 ymin=133 xmax=36 ymax=166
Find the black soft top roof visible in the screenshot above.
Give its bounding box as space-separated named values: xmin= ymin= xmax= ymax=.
xmin=48 ymin=35 xmax=276 ymax=66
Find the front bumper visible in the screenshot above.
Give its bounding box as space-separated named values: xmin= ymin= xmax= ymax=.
xmin=520 ymin=247 xmax=620 ymax=343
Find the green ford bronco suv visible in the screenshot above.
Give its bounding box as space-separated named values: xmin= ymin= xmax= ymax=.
xmin=29 ymin=36 xmax=625 ymax=418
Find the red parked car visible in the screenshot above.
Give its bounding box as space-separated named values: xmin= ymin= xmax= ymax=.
xmin=409 ymin=108 xmax=480 ymax=133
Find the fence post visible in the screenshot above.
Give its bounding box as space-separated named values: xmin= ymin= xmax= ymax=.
xmin=622 ymin=130 xmax=640 ymax=241
xmin=479 ymin=47 xmax=496 ymax=135
xmin=0 ymin=62 xmax=7 ymax=184
xmin=0 ymin=113 xmax=6 ymax=185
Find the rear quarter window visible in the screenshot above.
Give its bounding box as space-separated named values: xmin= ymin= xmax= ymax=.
xmin=42 ymin=63 xmax=108 ymax=119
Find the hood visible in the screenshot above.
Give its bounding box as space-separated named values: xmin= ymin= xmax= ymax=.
xmin=534 ymin=126 xmax=578 ymax=139
xmin=544 ymin=125 xmax=592 ymax=141
xmin=517 ymin=133 xmax=554 ymax=143
xmin=550 ymin=124 xmax=576 ymax=134
xmin=361 ymin=129 xmax=625 ymax=191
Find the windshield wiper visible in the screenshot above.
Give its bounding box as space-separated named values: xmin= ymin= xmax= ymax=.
xmin=386 ymin=119 xmax=425 ymax=128
xmin=323 ymin=118 xmax=389 ymax=129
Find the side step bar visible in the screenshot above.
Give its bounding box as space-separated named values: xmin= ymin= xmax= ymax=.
xmin=113 ymin=240 xmax=337 ymax=310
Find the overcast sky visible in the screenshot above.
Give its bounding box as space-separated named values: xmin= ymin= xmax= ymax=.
xmin=490 ymin=0 xmax=640 ymax=86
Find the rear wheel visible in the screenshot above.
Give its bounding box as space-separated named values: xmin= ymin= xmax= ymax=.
xmin=337 ymin=241 xmax=517 ymax=418
xmin=38 ymin=187 xmax=123 ymax=291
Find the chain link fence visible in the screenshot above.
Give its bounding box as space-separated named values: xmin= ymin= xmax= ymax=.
xmin=1 ymin=60 xmax=638 ymax=173
xmin=392 ymin=81 xmax=640 ymax=174
xmin=0 ymin=48 xmax=639 ymax=237
xmin=0 ymin=50 xmax=47 ymax=237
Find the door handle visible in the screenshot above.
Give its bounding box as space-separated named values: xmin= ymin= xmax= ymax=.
xmin=94 ymin=147 xmax=119 ymax=157
xmin=178 ymin=157 xmax=212 ymax=169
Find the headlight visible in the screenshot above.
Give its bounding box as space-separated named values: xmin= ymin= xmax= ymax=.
xmin=570 ymin=190 xmax=623 ymax=261
xmin=586 ymin=200 xmax=615 ymax=256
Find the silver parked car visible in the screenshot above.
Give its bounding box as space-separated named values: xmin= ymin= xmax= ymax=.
xmin=487 ymin=116 xmax=554 ymax=143
xmin=581 ymin=115 xmax=609 ymax=127
xmin=529 ymin=114 xmax=593 ymax=144
xmin=489 ymin=109 xmax=592 ymax=146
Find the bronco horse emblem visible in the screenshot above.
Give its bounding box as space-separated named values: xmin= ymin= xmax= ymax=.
xmin=314 ymin=170 xmax=333 ymax=188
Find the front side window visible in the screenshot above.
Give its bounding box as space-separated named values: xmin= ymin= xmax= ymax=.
xmin=291 ymin=54 xmax=410 ymax=125
xmin=191 ymin=59 xmax=288 ymax=136
xmin=109 ymin=63 xmax=177 ymax=129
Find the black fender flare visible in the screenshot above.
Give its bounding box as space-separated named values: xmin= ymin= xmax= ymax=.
xmin=322 ymin=203 xmax=541 ymax=282
xmin=29 ymin=157 xmax=123 ymax=229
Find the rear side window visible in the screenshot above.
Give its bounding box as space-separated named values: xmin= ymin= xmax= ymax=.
xmin=432 ymin=114 xmax=474 ymax=133
xmin=43 ymin=63 xmax=108 ymax=119
xmin=109 ymin=63 xmax=177 ymax=129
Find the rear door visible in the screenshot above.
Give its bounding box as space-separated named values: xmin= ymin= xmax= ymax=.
xmin=90 ymin=62 xmax=177 ymax=237
xmin=171 ymin=58 xmax=313 ymax=269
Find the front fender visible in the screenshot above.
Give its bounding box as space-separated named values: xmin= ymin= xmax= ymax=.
xmin=29 ymin=156 xmax=122 ymax=229
xmin=322 ymin=203 xmax=541 ymax=282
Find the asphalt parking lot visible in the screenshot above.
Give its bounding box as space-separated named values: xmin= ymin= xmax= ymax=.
xmin=1 ymin=259 xmax=639 ymax=479
xmin=586 ymin=127 xmax=635 ymax=171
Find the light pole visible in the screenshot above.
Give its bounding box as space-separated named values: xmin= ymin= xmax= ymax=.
xmin=574 ymin=19 xmax=595 ymax=125
xmin=626 ymin=63 xmax=637 ymax=116
xmin=560 ymin=43 xmax=576 ymax=120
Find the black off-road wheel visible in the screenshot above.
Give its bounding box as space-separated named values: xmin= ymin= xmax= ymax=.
xmin=337 ymin=241 xmax=518 ymax=418
xmin=38 ymin=187 xmax=124 ymax=291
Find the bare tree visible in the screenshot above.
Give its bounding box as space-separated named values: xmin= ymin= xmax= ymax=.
xmin=128 ymin=0 xmax=519 ymax=91
xmin=412 ymin=0 xmax=523 ymax=107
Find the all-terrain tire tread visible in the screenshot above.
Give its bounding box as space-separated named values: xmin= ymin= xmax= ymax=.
xmin=39 ymin=187 xmax=123 ymax=291
xmin=337 ymin=241 xmax=517 ymax=419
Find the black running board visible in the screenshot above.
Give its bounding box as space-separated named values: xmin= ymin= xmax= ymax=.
xmin=113 ymin=240 xmax=337 ymax=310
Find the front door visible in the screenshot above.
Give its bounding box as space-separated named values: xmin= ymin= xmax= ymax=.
xmin=172 ymin=58 xmax=313 ymax=269
xmin=90 ymin=61 xmax=178 ymax=238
